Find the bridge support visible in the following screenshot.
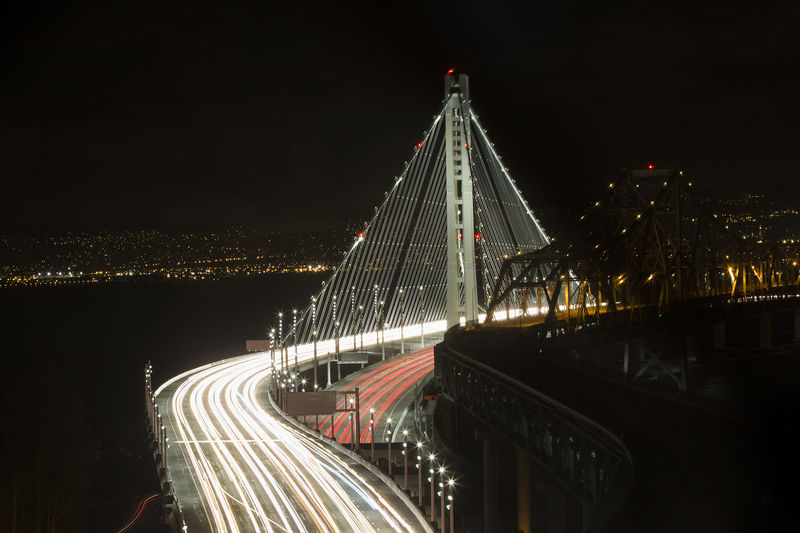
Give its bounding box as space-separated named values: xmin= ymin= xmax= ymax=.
xmin=444 ymin=71 xmax=479 ymax=328
xmin=516 ymin=447 xmax=531 ymax=533
xmin=480 ymin=432 xmax=500 ymax=533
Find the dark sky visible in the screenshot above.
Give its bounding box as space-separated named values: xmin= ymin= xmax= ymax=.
xmin=1 ymin=1 xmax=798 ymax=235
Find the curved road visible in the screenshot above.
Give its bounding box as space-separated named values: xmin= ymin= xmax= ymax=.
xmin=316 ymin=347 xmax=434 ymax=445
xmin=155 ymin=353 xmax=426 ymax=532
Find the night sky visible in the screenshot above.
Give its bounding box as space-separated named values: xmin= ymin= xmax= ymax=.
xmin=2 ymin=1 xmax=798 ymax=235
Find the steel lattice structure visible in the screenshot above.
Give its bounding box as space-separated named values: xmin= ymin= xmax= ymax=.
xmin=286 ymin=84 xmax=550 ymax=346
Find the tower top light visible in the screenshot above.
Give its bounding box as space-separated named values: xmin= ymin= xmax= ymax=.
xmin=444 ymin=70 xmax=469 ymax=99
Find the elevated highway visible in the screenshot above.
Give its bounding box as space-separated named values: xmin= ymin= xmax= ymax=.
xmin=154 ymin=353 xmax=429 ymax=532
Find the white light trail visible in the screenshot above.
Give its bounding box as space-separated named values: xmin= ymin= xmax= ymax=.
xmin=160 ymin=352 xmax=422 ymax=532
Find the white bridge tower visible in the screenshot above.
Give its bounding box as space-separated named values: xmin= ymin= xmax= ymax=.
xmin=444 ymin=71 xmax=479 ymax=328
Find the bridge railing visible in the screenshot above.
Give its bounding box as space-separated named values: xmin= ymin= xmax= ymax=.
xmin=435 ymin=343 xmax=634 ymax=528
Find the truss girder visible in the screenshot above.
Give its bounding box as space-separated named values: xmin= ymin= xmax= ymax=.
xmin=484 ymin=168 xmax=800 ymax=333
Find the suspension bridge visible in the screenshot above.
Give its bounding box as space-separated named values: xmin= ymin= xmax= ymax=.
xmin=146 ymin=70 xmax=800 ymax=533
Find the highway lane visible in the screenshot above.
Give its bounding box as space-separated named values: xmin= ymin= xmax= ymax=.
xmin=315 ymin=347 xmax=434 ymax=445
xmin=155 ymin=353 xmax=427 ymax=532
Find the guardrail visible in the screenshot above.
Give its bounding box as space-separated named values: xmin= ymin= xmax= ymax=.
xmin=435 ymin=344 xmax=634 ymax=528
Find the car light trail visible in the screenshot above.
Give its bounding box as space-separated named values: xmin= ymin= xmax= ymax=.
xmin=158 ymin=352 xmax=424 ymax=532
xmin=318 ymin=347 xmax=434 ymax=444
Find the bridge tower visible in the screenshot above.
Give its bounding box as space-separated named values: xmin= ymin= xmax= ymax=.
xmin=444 ymin=71 xmax=479 ymax=328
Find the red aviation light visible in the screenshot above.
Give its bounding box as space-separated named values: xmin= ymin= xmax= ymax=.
xmin=358 ymin=232 xmax=364 ymax=238
xmin=475 ymin=233 xmax=481 ymax=239
xmin=647 ymin=164 xmax=654 ymax=169
xmin=447 ymin=68 xmax=455 ymax=74
xmin=416 ymin=142 xmax=423 ymax=148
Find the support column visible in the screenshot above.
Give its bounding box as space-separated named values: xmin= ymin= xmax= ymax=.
xmin=482 ymin=435 xmax=500 ymax=533
xmin=444 ymin=71 xmax=478 ymax=329
xmin=516 ymin=447 xmax=531 ymax=533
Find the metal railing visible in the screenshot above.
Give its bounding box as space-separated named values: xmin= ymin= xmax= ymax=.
xmin=435 ymin=345 xmax=634 ymax=525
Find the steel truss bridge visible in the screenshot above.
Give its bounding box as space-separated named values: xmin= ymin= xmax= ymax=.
xmin=433 ymin=166 xmax=800 ymax=531
xmin=480 ymin=167 xmax=800 ymax=389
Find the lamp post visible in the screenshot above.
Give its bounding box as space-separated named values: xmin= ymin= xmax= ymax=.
xmin=312 ymin=296 xmax=318 ymax=388
xmin=369 ymin=408 xmax=375 ymax=462
xmin=417 ymin=442 xmax=425 ymax=507
xmin=269 ymin=329 xmax=275 ymax=373
xmin=380 ymin=300 xmax=385 ymax=361
xmin=331 ymin=296 xmax=337 ymax=387
xmin=429 ymin=453 xmax=436 ymax=522
xmin=351 ymin=286 xmax=356 ymax=350
xmin=278 ymin=312 xmax=284 ymax=372
xmin=439 ymin=466 xmax=446 ymax=529
xmin=448 ymin=479 xmax=455 ymax=533
xmin=358 ymin=305 xmax=364 ymax=351
xmin=403 ymin=429 xmax=409 ymax=491
xmin=386 ymin=418 xmax=393 ymax=476
xmin=374 ymin=284 xmax=379 ymax=345
xmin=292 ymin=308 xmax=298 ymax=371
xmin=419 ymin=285 xmax=425 ymax=346
xmin=399 ymin=289 xmax=405 ymax=353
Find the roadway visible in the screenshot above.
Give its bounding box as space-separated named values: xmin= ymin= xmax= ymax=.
xmin=314 ymin=346 xmax=435 ymax=445
xmin=155 ymin=353 xmax=428 ymax=532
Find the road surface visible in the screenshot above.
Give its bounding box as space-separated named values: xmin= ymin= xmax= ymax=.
xmin=155 ymin=353 xmax=427 ymax=532
xmin=315 ymin=346 xmax=434 ymax=445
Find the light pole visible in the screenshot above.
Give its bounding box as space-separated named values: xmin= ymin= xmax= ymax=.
xmin=417 ymin=442 xmax=425 ymax=507
xmin=370 ymin=408 xmax=375 ymax=462
xmin=386 ymin=418 xmax=393 ymax=476
xmin=439 ymin=465 xmax=446 ymax=529
xmin=278 ymin=312 xmax=284 ymax=372
xmin=399 ymin=288 xmax=405 ymax=353
xmin=312 ymin=296 xmax=318 ymax=388
xmin=292 ymin=308 xmax=298 ymax=371
xmin=419 ymin=285 xmax=425 ymax=346
xmin=374 ymin=284 xmax=379 ymax=345
xmin=448 ymin=479 xmax=455 ymax=533
xmin=358 ymin=305 xmax=364 ymax=351
xmin=402 ymin=429 xmax=409 ymax=491
xmin=380 ymin=300 xmax=385 ymax=361
xmin=351 ymin=286 xmax=356 ymax=350
xmin=269 ymin=329 xmax=275 ymax=373
xmin=331 ymin=296 xmax=337 ymax=387
xmin=429 ymin=453 xmax=436 ymax=522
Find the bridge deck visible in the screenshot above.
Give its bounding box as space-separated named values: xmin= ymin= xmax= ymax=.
xmin=155 ymin=353 xmax=426 ymax=533
xmin=314 ymin=345 xmax=434 ymax=445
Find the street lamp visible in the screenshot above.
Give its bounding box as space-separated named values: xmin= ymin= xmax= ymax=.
xmin=448 ymin=479 xmax=455 ymax=533
xmin=402 ymin=429 xmax=409 ymax=491
xmin=386 ymin=417 xmax=393 ymax=476
xmin=428 ymin=452 xmax=436 ymax=522
xmin=374 ymin=284 xmax=379 ymax=345
xmin=358 ymin=305 xmax=364 ymax=351
xmin=419 ymin=285 xmax=425 ymax=346
xmin=380 ymin=300 xmax=385 ymax=361
xmin=311 ymin=296 xmax=318 ymax=387
xmin=439 ymin=465 xmax=446 ymax=529
xmin=278 ymin=312 xmax=284 ymax=372
xmin=416 ymin=442 xmax=425 ymax=507
xmin=370 ymin=408 xmax=375 ymax=462
xmin=399 ymin=288 xmax=405 ymax=353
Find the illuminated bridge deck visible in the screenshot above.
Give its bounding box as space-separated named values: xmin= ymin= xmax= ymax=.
xmin=155 ymin=353 xmax=428 ymax=533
